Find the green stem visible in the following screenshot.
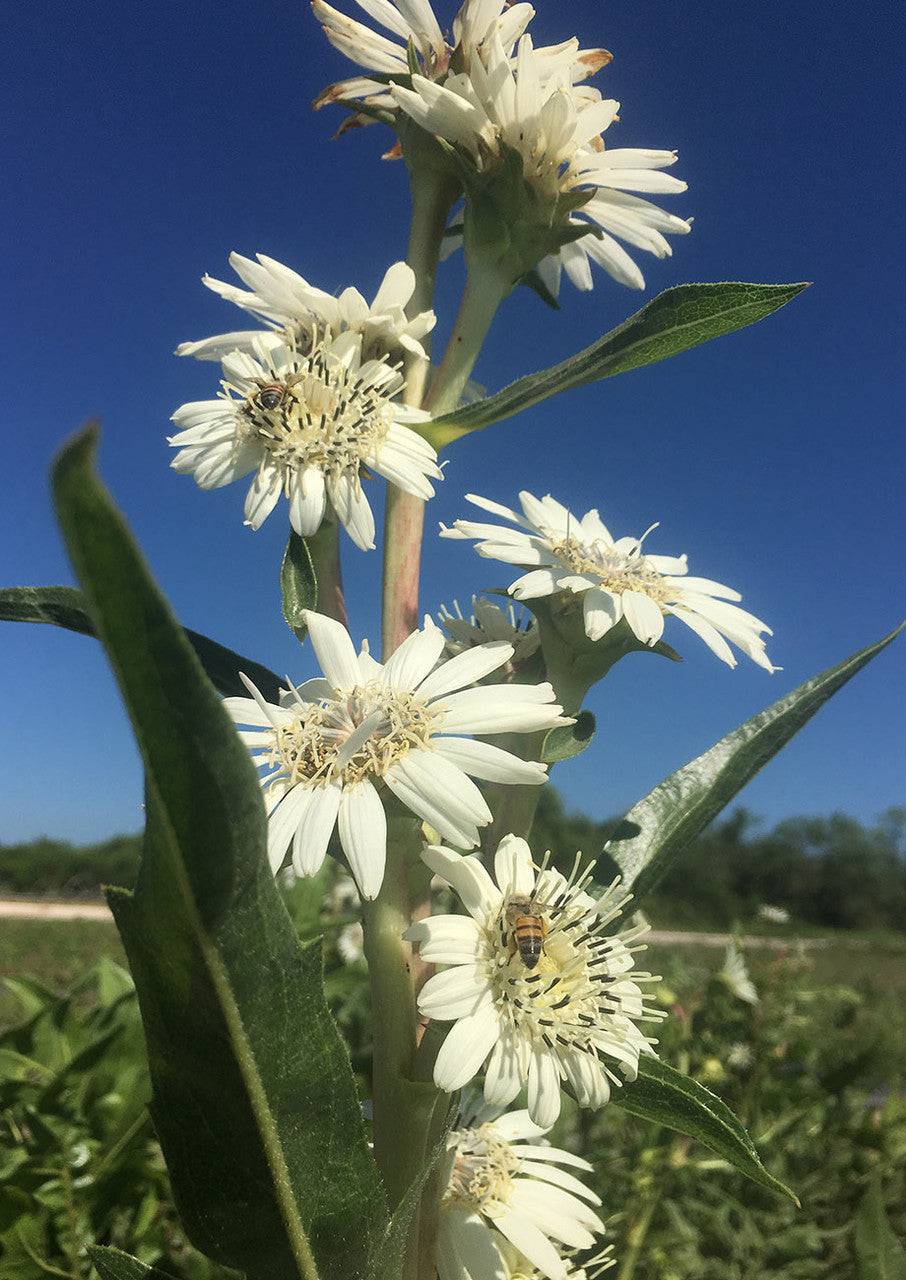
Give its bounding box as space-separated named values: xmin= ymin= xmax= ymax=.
xmin=381 ymin=169 xmax=455 ymax=660
xmin=617 ymin=1188 xmax=661 ymax=1280
xmin=480 ymin=729 xmax=548 ymax=860
xmin=424 ymin=267 xmax=510 ymax=417
xmin=306 ymin=511 xmax=346 ymax=627
xmin=363 ymin=819 xmax=440 ymax=1279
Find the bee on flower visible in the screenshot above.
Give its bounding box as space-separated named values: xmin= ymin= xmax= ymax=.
xmin=169 ymin=334 xmax=441 ymax=549
xmin=408 ymin=834 xmax=662 ymax=1127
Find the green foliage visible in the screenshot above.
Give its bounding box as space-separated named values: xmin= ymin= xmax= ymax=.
xmin=280 ymin=532 xmax=317 ymax=643
xmin=855 ymin=1178 xmax=906 ymax=1279
xmin=0 ymin=836 xmax=141 ymax=896
xmin=0 ymin=585 xmax=284 ymax=702
xmin=614 ymin=1057 xmax=797 ymax=1203
xmin=606 ymin=624 xmax=903 ymax=906
xmin=428 ymin=282 xmax=809 ymax=445
xmin=571 ymin=948 xmax=906 ymax=1279
xmin=540 ymin=712 xmax=596 ymax=764
xmin=0 ymin=960 xmax=223 ymax=1280
xmin=51 ymin=429 xmax=387 ymax=1280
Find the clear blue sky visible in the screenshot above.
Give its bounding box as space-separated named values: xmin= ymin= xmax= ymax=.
xmin=2 ymin=0 xmax=903 ymax=844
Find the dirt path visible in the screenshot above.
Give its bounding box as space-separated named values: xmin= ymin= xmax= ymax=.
xmin=0 ymin=899 xmax=114 ymax=922
xmin=0 ymin=898 xmax=839 ymax=948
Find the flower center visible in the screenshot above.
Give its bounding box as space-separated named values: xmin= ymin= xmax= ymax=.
xmin=550 ymin=536 xmax=669 ymax=604
xmin=269 ymin=683 xmax=438 ymax=789
xmin=487 ymin=883 xmax=659 ymax=1060
xmin=443 ymin=1125 xmax=519 ymax=1211
xmin=229 ymin=339 xmax=399 ymax=480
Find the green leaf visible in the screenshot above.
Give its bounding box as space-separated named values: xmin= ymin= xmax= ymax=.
xmin=614 ymin=1056 xmax=798 ymax=1204
xmin=89 ymin=1245 xmax=181 ymax=1280
xmin=606 ymin=624 xmax=902 ymax=905
xmin=280 ymin=532 xmax=318 ymax=643
xmin=52 ymin=426 xmax=387 ymax=1280
xmin=855 ymin=1178 xmax=906 ymax=1279
xmin=364 ymin=1113 xmax=455 ymax=1280
xmin=0 ymin=585 xmax=284 ymax=702
xmin=541 ymin=710 xmax=595 ymax=763
xmin=427 ymin=282 xmax=809 ymax=445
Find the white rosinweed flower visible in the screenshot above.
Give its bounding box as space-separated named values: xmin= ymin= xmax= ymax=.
xmin=177 ymin=253 xmax=436 ymax=364
xmin=389 ymin=31 xmax=690 ymax=293
xmin=443 ymin=491 xmax=777 ymax=671
xmin=719 ymin=941 xmax=759 ymax=1006
xmin=311 ymin=0 xmax=609 ymax=117
xmin=226 ymin=613 xmax=570 ymax=899
xmin=408 ymin=835 xmax=661 ymax=1128
xmin=439 ymin=596 xmax=540 ymax=666
xmin=169 ymin=335 xmax=440 ymax=550
xmin=437 ymin=1097 xmax=607 ymax=1280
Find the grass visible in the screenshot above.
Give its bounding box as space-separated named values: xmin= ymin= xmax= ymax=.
xmin=0 ymin=917 xmax=123 ymax=1028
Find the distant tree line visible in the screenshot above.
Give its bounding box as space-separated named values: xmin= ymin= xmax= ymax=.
xmin=2 ymin=793 xmax=904 ymax=932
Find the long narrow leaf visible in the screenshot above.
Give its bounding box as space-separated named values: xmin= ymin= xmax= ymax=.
xmin=428 ymin=282 xmax=808 ymax=444
xmin=0 ymin=584 xmax=283 ymax=701
xmin=606 ymin=624 xmax=902 ymax=904
xmin=614 ymin=1057 xmax=798 ymax=1203
xmin=52 ymin=426 xmax=387 ymax=1280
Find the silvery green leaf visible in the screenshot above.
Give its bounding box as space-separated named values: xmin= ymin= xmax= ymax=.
xmin=427 ymin=282 xmax=808 ymax=445
xmin=52 ymin=426 xmax=387 ymax=1280
xmin=606 ymin=624 xmax=902 ymax=905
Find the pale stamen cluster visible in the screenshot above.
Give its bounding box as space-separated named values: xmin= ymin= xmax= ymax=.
xmin=228 ymin=336 xmax=401 ymax=490
xmin=443 ymin=1124 xmax=520 ymax=1211
xmin=264 ymin=683 xmax=440 ymax=792
xmin=491 ymin=859 xmax=663 ymax=1074
xmin=549 ymin=533 xmax=670 ymax=606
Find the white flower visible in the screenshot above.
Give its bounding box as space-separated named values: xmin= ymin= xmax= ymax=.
xmin=226 ymin=613 xmax=569 ymax=899
xmin=177 ymin=253 xmax=436 ymax=364
xmin=719 ymin=941 xmax=759 ymax=1006
xmin=408 ymin=836 xmax=660 ymax=1128
xmin=437 ymin=1097 xmax=607 ymax=1280
xmin=389 ymin=32 xmax=690 ymax=292
xmin=169 ymin=335 xmax=439 ymax=550
xmin=439 ymin=597 xmax=540 ymax=666
xmin=758 ymin=903 xmax=790 ymax=924
xmin=442 ymin=492 xmax=777 ymax=671
xmin=337 ymin=921 xmax=366 ymax=964
xmin=312 ymin=0 xmax=607 ymax=115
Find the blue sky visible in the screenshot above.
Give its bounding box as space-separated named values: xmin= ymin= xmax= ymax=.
xmin=2 ymin=0 xmax=903 ymax=844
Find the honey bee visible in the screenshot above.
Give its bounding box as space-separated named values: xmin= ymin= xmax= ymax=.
xmin=505 ymin=896 xmax=547 ymax=969
xmin=255 ymin=383 xmax=287 ymax=411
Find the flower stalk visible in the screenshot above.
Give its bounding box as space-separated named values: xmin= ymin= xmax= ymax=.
xmin=305 ymin=510 xmax=347 ymax=628
xmin=382 ymin=166 xmax=456 ymax=659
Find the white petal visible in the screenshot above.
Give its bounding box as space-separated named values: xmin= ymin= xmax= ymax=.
xmin=433 ymin=738 xmax=548 ymax=785
xmin=291 ymin=784 xmax=342 ymax=876
xmin=433 ymin=1005 xmax=501 ymax=1089
xmin=243 ymin=463 xmax=283 ymax=530
xmin=416 ymin=642 xmax=513 ymax=701
xmin=421 ymin=845 xmax=501 ymax=920
xmin=267 ymin=785 xmax=314 ymax=873
xmin=582 ymin=588 xmax=620 ymax=641
xmin=380 ymin=624 xmax=447 ymax=691
xmin=303 ymin=611 xmax=362 ymax=689
xmin=527 ymin=1046 xmax=562 ymax=1128
xmin=494 ymin=834 xmax=535 ymax=896
xmin=621 ymin=591 xmax=665 ymax=645
xmin=288 ymin=467 xmax=327 ymax=537
xmin=338 ymin=780 xmax=386 ymax=900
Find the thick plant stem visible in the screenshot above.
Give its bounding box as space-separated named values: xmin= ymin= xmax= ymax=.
xmin=306 ymin=511 xmax=347 ymax=627
xmin=363 ymin=819 xmax=439 ymax=1279
xmin=381 ymin=169 xmax=455 ymax=660
xmin=480 ymin=729 xmax=547 ymax=860
xmin=425 ymin=268 xmax=510 ymax=417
